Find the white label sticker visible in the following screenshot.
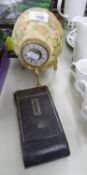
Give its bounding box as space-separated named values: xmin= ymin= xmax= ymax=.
xmin=29 ymin=11 xmax=48 ymax=23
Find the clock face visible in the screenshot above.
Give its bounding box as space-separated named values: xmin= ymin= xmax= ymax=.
xmin=21 ymin=43 xmax=49 ymax=66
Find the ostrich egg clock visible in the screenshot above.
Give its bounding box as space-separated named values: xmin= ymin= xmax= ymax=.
xmin=12 ymin=7 xmax=63 ymax=78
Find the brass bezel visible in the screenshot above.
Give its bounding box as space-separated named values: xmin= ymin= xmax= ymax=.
xmin=20 ymin=38 xmax=50 ymax=69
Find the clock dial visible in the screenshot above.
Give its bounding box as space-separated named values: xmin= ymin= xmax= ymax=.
xmin=22 ymin=43 xmax=48 ymax=66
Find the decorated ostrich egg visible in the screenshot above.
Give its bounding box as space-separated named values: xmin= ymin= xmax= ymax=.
xmin=12 ymin=7 xmax=63 ymax=74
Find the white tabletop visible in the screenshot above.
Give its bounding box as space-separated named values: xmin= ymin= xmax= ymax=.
xmin=0 ymin=31 xmax=87 ymax=175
